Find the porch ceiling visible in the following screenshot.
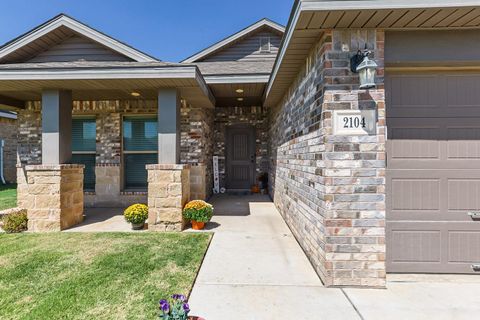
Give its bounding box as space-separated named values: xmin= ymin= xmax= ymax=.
xmin=0 ymin=62 xmax=215 ymax=108
xmin=264 ymin=0 xmax=480 ymax=108
xmin=209 ymin=82 xmax=266 ymax=107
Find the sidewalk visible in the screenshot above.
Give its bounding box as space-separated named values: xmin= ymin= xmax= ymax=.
xmin=188 ymin=194 xmax=480 ymax=320
xmin=188 ymin=194 xmax=359 ymax=320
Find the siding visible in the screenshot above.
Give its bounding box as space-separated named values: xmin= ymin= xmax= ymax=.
xmin=28 ymin=35 xmax=132 ymax=63
xmin=201 ymin=30 xmax=282 ymax=62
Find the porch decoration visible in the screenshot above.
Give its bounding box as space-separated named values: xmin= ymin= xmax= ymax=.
xmin=124 ymin=204 xmax=148 ymax=230
xmin=159 ymin=294 xmax=205 ymax=320
xmin=183 ymin=200 xmax=214 ymax=230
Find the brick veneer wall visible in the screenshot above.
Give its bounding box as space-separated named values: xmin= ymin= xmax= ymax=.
xmin=17 ymin=100 xmax=214 ymax=205
xmin=181 ymin=102 xmax=214 ymax=199
xmin=214 ymin=106 xmax=268 ymax=189
xmin=0 ymin=117 xmax=17 ymax=183
xmin=269 ymin=30 xmax=386 ymax=288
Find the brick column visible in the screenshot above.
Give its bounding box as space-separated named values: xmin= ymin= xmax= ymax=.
xmin=321 ymin=30 xmax=386 ymax=287
xmin=146 ymin=164 xmax=190 ymax=231
xmin=17 ymin=164 xmax=84 ymax=232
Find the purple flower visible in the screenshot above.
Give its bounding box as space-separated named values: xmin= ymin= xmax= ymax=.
xmin=159 ymin=299 xmax=168 ymax=306
xmin=183 ymin=303 xmax=190 ymax=313
xmin=172 ymin=294 xmax=186 ymax=301
xmin=161 ymin=302 xmax=170 ymax=313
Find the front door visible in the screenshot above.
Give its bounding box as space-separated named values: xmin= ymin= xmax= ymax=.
xmin=226 ymin=125 xmax=255 ymax=190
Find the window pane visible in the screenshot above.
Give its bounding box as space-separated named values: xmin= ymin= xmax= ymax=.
xmin=124 ymin=153 xmax=158 ymax=189
xmin=71 ymin=154 xmax=96 ymax=190
xmin=72 ymin=118 xmax=96 ymax=151
xmin=123 ymin=117 xmax=158 ymax=151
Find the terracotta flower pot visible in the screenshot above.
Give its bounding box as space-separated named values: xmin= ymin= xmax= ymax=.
xmin=191 ymin=220 xmax=205 ymax=230
xmin=189 ymin=317 xmax=205 ymax=320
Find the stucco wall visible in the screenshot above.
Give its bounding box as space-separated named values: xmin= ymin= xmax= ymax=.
xmin=269 ymin=30 xmax=386 ymax=287
xmin=0 ymin=117 xmax=17 ymax=183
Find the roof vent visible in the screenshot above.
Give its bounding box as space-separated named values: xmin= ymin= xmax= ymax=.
xmin=259 ymin=37 xmax=271 ymax=53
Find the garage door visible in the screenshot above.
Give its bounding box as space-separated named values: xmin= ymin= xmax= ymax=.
xmin=386 ymin=73 xmax=480 ymax=273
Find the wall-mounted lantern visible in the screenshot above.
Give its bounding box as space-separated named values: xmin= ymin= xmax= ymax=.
xmin=350 ymin=50 xmax=378 ymax=89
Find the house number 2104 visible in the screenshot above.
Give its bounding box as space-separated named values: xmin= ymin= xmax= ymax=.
xmin=343 ymin=116 xmax=366 ymax=129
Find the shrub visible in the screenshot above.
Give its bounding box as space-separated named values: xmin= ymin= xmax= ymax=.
xmin=183 ymin=200 xmax=213 ymax=223
xmin=124 ymin=204 xmax=148 ymax=224
xmin=1 ymin=210 xmax=28 ymax=233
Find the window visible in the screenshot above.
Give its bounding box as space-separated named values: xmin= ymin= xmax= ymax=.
xmin=259 ymin=37 xmax=271 ymax=53
xmin=71 ymin=117 xmax=96 ymax=190
xmin=123 ymin=116 xmax=158 ymax=189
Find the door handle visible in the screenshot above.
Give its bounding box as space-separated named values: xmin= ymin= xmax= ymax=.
xmin=467 ymin=211 xmax=480 ymax=219
xmin=250 ymin=155 xmax=255 ymax=163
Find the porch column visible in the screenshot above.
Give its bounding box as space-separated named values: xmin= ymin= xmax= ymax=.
xmin=18 ymin=89 xmax=84 ymax=232
xmin=157 ymin=88 xmax=180 ymax=164
xmin=41 ymin=89 xmax=72 ymax=164
xmin=147 ymin=89 xmax=189 ymax=231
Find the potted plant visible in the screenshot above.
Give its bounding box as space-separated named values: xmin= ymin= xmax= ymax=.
xmin=124 ymin=204 xmax=148 ymax=230
xmin=258 ymin=172 xmax=268 ymax=193
xmin=159 ymin=294 xmax=204 ymax=320
xmin=183 ymin=200 xmax=213 ymax=230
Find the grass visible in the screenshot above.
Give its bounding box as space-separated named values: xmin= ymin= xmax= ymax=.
xmin=0 ymin=183 xmax=16 ymax=210
xmin=0 ymin=232 xmax=211 ymax=320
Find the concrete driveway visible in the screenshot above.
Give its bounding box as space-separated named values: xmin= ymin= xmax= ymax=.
xmin=188 ymin=194 xmax=480 ymax=320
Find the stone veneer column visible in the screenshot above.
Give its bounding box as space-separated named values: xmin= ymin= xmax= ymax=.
xmin=17 ymin=164 xmax=84 ymax=232
xmin=146 ymin=164 xmax=190 ymax=231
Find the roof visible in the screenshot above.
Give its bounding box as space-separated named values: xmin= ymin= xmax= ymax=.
xmin=182 ymin=18 xmax=285 ymax=63
xmin=195 ymin=60 xmax=274 ymax=76
xmin=0 ymin=14 xmax=158 ymax=64
xmin=264 ymin=0 xmax=480 ymax=107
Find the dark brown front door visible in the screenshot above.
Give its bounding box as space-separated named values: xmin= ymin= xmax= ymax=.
xmin=226 ymin=125 xmax=255 ymax=190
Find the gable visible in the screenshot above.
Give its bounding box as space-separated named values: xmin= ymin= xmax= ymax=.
xmin=0 ymin=14 xmax=157 ymax=64
xmin=27 ymin=35 xmax=132 ymax=63
xmin=201 ymin=28 xmax=282 ymax=62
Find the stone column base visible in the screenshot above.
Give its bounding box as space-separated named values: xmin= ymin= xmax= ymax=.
xmin=146 ymin=164 xmax=190 ymax=232
xmin=17 ymin=164 xmax=84 ymax=232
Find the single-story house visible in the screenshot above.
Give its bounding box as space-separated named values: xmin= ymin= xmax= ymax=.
xmin=1 ymin=0 xmax=480 ymax=288
xmin=0 ymin=110 xmax=17 ymax=183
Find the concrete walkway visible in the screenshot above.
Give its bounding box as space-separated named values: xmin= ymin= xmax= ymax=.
xmin=188 ymin=194 xmax=359 ymax=320
xmin=188 ymin=195 xmax=480 ymax=320
xmin=65 ymin=208 xmax=137 ymax=232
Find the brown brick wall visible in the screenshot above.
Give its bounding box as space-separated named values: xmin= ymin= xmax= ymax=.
xmin=0 ymin=117 xmax=17 ymax=183
xmin=269 ymin=30 xmax=386 ymax=288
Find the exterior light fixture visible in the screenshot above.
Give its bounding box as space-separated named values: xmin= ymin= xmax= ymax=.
xmin=235 ymin=88 xmax=244 ymax=93
xmin=350 ymin=50 xmax=378 ymax=90
xmin=130 ymin=92 xmax=141 ymax=97
xmin=237 ymin=97 xmax=244 ymax=101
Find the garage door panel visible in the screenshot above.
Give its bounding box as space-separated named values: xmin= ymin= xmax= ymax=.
xmin=387 ymin=222 xmax=480 ymax=273
xmin=388 ymin=170 xmax=480 ymax=221
xmin=387 ymin=73 xmax=480 ymax=118
xmin=388 ymin=118 xmax=480 ymax=169
xmin=386 ymin=75 xmax=442 ymax=118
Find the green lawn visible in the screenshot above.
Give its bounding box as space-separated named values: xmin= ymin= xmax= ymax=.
xmin=0 ymin=184 xmax=16 ymax=210
xmin=0 ymin=232 xmax=211 ymax=320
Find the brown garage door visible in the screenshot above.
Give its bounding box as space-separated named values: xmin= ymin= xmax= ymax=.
xmin=386 ymin=73 xmax=480 ymax=273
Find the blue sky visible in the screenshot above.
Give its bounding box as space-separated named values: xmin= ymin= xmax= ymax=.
xmin=0 ymin=0 xmax=292 ymax=62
